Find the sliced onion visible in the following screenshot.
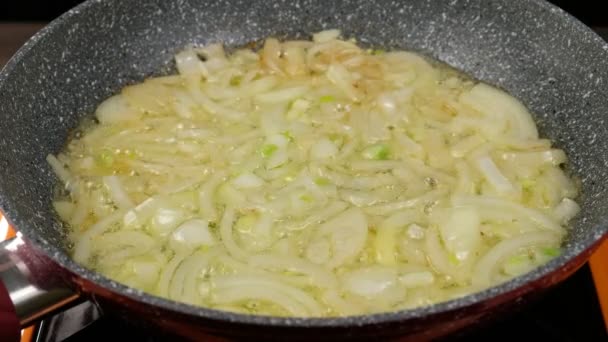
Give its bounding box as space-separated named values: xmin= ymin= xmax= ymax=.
xmin=474 ymin=155 xmax=517 ymax=197
xmin=326 ymin=64 xmax=360 ymax=102
xmin=313 ymin=29 xmax=341 ymax=43
xmin=103 ymin=175 xmax=134 ymax=209
xmin=453 ymin=195 xmax=563 ymax=233
xmin=232 ymin=172 xmax=264 ymax=189
xmin=255 ymin=86 xmax=309 ymax=104
xmin=170 ymin=219 xmax=217 ymax=252
xmin=198 ymin=172 xmax=226 ymax=222
xmin=175 ymin=49 xmax=209 ymax=81
xmin=553 ymin=198 xmax=580 ymax=224
xmin=472 ymin=232 xmax=560 ymax=287
xmin=310 ymin=138 xmax=339 ymax=160
xmin=157 ymin=251 xmax=189 ymax=297
xmin=212 ymin=275 xmax=323 ymax=316
xmin=219 ymin=206 xmax=249 ymax=260
xmin=73 ymin=209 xmax=126 ymax=264
xmin=249 ymin=253 xmax=338 ymax=288
xmin=307 ymin=207 xmax=369 ymax=268
xmin=46 ymin=154 xmax=72 ymax=186
xmin=439 ymin=207 xmax=481 ymax=262
xmin=398 ymin=271 xmax=435 ymax=288
xmin=53 ymin=201 xmax=74 ymax=222
xmin=211 ymin=285 xmax=308 ymax=316
xmin=95 ymin=95 xmax=141 ymax=124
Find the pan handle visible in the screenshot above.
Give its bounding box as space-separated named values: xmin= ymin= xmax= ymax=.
xmin=0 ymin=234 xmax=82 ymax=341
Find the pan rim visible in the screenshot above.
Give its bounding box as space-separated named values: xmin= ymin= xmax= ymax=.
xmin=1 ymin=0 xmax=608 ymax=329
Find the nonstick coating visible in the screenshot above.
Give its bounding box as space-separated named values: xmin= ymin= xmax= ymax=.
xmin=0 ymin=0 xmax=607 ymax=333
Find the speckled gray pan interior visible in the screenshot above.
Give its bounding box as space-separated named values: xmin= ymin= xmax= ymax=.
xmin=0 ymin=0 xmax=607 ymax=329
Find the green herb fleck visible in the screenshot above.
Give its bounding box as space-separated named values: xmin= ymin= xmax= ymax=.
xmin=281 ymin=131 xmax=294 ymax=142
xmin=362 ymin=144 xmax=390 ymax=160
xmin=319 ymin=95 xmax=335 ymax=103
xmin=542 ymin=247 xmax=560 ymax=257
xmin=299 ymin=194 xmax=314 ymax=202
xmin=229 ymin=75 xmax=243 ymax=87
xmin=521 ymin=179 xmax=536 ymax=190
xmin=371 ymin=49 xmax=385 ymax=55
xmin=507 ymin=255 xmax=529 ymax=265
xmin=260 ymin=144 xmax=278 ymax=158
xmin=97 ymin=149 xmax=115 ymax=167
xmin=327 ymin=133 xmax=344 ymax=147
xmin=314 ymin=177 xmax=331 ymax=186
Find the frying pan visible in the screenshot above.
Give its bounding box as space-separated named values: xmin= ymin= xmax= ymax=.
xmin=0 ymin=0 xmax=607 ymax=340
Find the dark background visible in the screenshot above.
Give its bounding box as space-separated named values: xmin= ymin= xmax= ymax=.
xmin=0 ymin=1 xmax=605 ymax=27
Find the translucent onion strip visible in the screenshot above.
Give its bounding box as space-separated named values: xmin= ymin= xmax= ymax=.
xmin=72 ymin=209 xmax=126 ymax=264
xmin=211 ymin=286 xmax=309 ymax=316
xmin=472 ymin=232 xmax=560 ymax=287
xmin=103 ymin=175 xmax=134 ymax=209
xmin=453 ymin=196 xmax=563 ymax=233
xmin=212 ymin=275 xmax=323 ymax=316
xmin=219 ymin=206 xmax=249 ymax=260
